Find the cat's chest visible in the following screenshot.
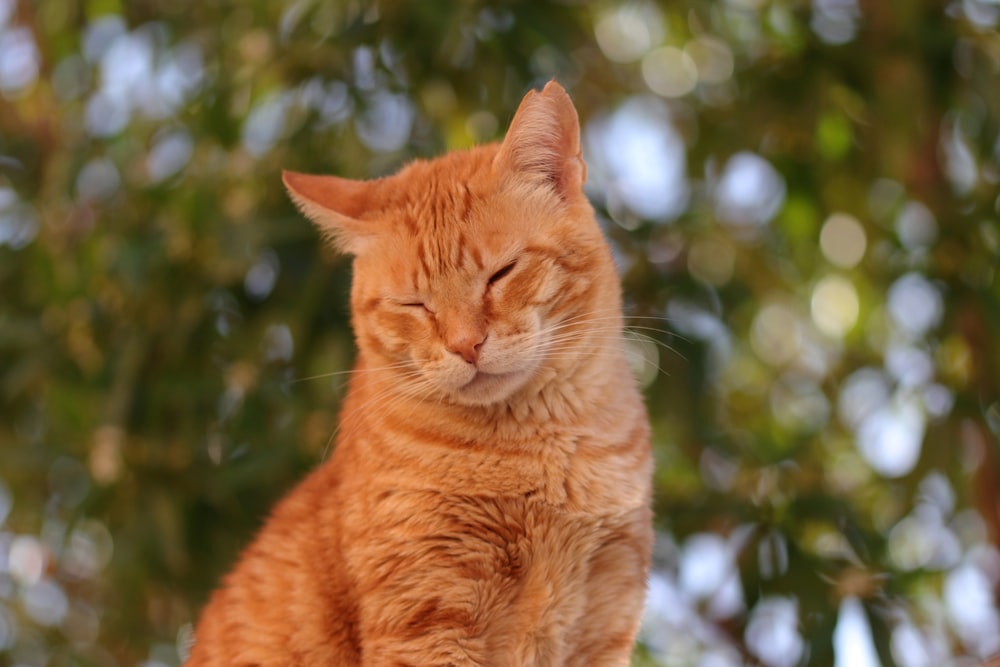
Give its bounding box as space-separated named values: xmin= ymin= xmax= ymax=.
xmin=357 ymin=417 xmax=651 ymax=515
xmin=343 ymin=490 xmax=647 ymax=664
xmin=348 ymin=488 xmax=639 ymax=584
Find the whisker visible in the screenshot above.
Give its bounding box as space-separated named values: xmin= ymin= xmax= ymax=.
xmin=314 ymin=312 xmax=686 ymax=458
xmin=542 ymin=331 xmax=680 ymax=353
xmin=290 ymin=360 xmax=415 ymax=385
xmin=541 ymin=316 xmax=680 ymax=338
xmin=537 ymin=312 xmax=692 ymax=346
xmin=319 ymin=366 xmax=430 ymax=459
xmin=534 ymin=330 xmax=688 ymax=368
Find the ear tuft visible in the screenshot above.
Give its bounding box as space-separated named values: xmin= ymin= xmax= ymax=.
xmin=282 ymin=171 xmax=375 ymax=255
xmin=495 ymin=80 xmax=586 ymax=198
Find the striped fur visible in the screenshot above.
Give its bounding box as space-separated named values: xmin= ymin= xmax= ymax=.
xmin=187 ymin=81 xmax=653 ymax=667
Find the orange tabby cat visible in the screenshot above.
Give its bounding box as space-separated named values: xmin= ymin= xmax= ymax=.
xmin=186 ymin=81 xmax=653 ymax=667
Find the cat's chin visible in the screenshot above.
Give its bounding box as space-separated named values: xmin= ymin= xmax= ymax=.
xmin=450 ymin=368 xmax=531 ymax=406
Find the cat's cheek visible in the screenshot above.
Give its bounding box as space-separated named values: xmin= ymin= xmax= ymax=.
xmin=480 ymin=317 xmax=544 ymax=372
xmin=364 ymin=309 xmax=431 ymax=360
xmin=504 ymin=272 xmax=563 ymax=318
xmin=358 ymin=328 xmax=399 ymax=362
xmin=374 ymin=310 xmax=423 ymax=340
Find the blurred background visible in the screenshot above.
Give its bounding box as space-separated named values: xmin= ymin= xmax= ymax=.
xmin=1 ymin=0 xmax=999 ymax=665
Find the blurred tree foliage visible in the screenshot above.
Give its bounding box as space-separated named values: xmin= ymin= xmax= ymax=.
xmin=1 ymin=0 xmax=1000 ymax=665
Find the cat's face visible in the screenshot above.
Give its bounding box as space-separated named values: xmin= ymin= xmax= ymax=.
xmin=349 ymin=164 xmax=606 ymax=406
xmin=285 ymin=81 xmax=616 ymax=407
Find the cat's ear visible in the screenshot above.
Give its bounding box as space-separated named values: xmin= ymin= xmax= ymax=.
xmin=283 ymin=171 xmax=375 ymax=255
xmin=495 ymin=80 xmax=586 ymax=199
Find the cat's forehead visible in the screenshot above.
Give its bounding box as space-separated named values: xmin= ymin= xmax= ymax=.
xmin=356 ymin=144 xmax=567 ymax=285
xmin=383 ymin=148 xmax=494 ymax=222
xmin=374 ymin=153 xmax=517 ymax=241
xmin=360 ymin=193 xmax=539 ymax=293
xmin=377 ymin=201 xmax=507 ymax=282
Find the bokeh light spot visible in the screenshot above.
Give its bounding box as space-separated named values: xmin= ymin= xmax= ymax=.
xmin=885 ymin=343 xmax=934 ymax=389
xmin=624 ymin=335 xmax=660 ymax=388
xmin=811 ymin=274 xmax=859 ymax=338
xmin=757 ymin=532 xmax=790 ymax=579
xmin=888 ymin=515 xmax=939 ymax=570
xmin=85 ymin=91 xmax=131 ymax=137
xmin=679 ymin=533 xmax=731 ymax=598
xmin=745 ymin=596 xmax=804 ymax=667
xmin=147 ymin=129 xmax=194 ymax=183
xmin=923 ymin=383 xmax=955 ymax=418
xmin=9 ymin=536 xmax=45 ymax=586
xmin=887 ymin=273 xmax=943 ymax=339
xmin=0 ymin=0 xmax=12 ymax=28
xmin=642 ymin=47 xmax=698 ymax=98
xmin=833 ymin=597 xmax=880 ymax=667
xmin=243 ymin=92 xmax=294 ymax=157
xmin=22 ymin=578 xmax=68 ymax=626
xmin=585 ymin=96 xmax=689 ymax=222
xmin=944 ymin=561 xmax=1000 ymax=655
xmin=811 ymin=0 xmax=860 ymax=45
xmin=838 ymin=367 xmax=889 ymax=429
xmin=63 ymin=520 xmax=114 ymax=581
xmin=594 ymin=3 xmax=663 ymax=63
xmin=715 ymin=152 xmax=786 ymax=229
xmin=685 ymin=36 xmax=735 ymax=84
xmin=82 ymin=15 xmax=127 ymax=62
xmin=355 ymin=90 xmax=415 ymax=153
xmin=688 ymin=236 xmax=735 ymax=286
xmin=819 ymin=212 xmax=866 ymax=268
xmin=262 ymin=323 xmax=294 ymax=363
xmin=0 ymin=188 xmax=39 ymax=249
xmin=895 ymin=201 xmax=938 ymax=250
xmin=244 ymin=249 xmax=280 ymax=301
xmin=0 ymin=27 xmax=40 ymax=96
xmin=856 ymin=395 xmax=925 ymax=478
xmin=76 ymin=157 xmax=121 ymax=202
xmin=751 ymin=302 xmax=800 ymax=366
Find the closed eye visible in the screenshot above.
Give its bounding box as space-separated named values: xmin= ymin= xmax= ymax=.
xmin=488 ymin=261 xmax=517 ymax=285
xmin=401 ymin=301 xmax=436 ymax=315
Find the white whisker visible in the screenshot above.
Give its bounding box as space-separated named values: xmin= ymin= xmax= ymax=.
xmin=319 ymin=365 xmax=430 ymax=459
xmin=290 ymin=359 xmax=415 ymax=385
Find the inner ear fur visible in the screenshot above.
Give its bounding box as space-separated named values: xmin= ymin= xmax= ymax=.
xmin=495 ymin=80 xmax=587 ymax=199
xmin=282 ymin=171 xmax=376 ymax=255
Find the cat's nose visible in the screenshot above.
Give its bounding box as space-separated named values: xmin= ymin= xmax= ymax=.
xmin=447 ymin=332 xmax=486 ymax=365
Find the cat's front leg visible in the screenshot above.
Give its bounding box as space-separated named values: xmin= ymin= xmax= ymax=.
xmin=346 ymin=518 xmax=503 ymax=666
xmin=356 ymin=589 xmax=492 ymax=667
xmin=360 ymin=637 xmax=485 ymax=667
xmin=565 ymin=506 xmax=653 ymax=667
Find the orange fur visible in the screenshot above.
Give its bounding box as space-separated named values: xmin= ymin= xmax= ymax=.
xmin=186 ymin=81 xmax=653 ymax=667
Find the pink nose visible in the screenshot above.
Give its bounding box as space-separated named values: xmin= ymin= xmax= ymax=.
xmin=447 ymin=332 xmax=486 ymax=364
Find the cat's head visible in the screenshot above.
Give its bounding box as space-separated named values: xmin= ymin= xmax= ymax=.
xmin=285 ymin=81 xmax=620 ymax=408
